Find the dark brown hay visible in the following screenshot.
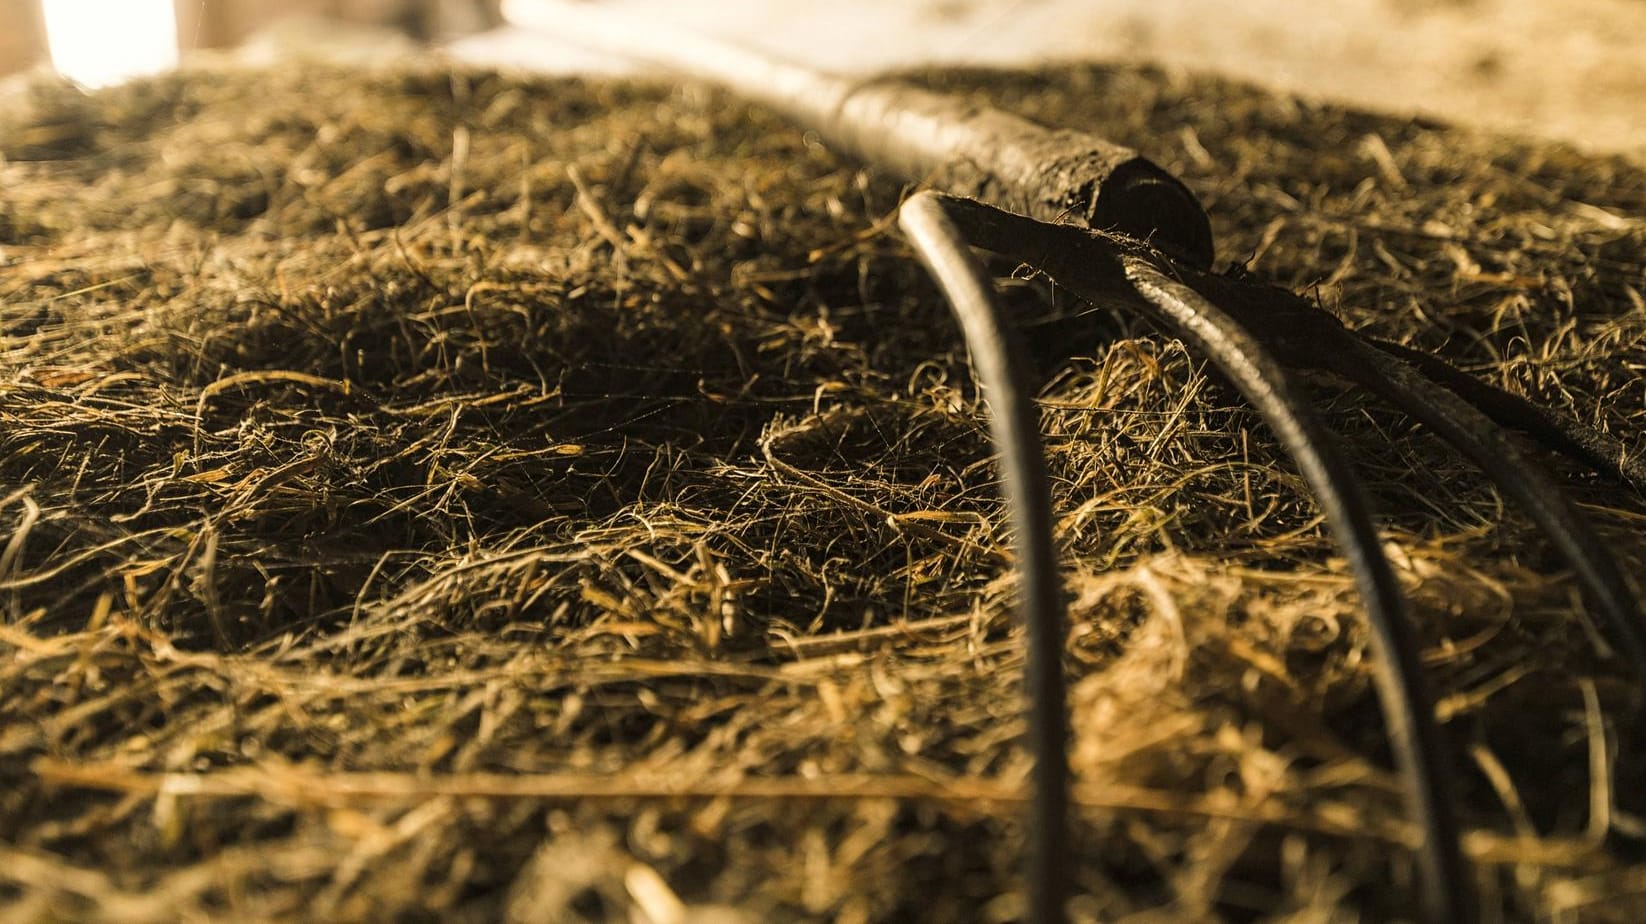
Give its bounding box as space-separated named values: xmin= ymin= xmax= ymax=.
xmin=1 ymin=58 xmax=1644 ymax=921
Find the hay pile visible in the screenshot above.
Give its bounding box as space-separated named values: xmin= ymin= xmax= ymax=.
xmin=2 ymin=58 xmax=1644 ymax=921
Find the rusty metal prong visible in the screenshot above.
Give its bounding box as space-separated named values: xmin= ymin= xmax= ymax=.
xmin=924 ymin=191 xmax=1469 ymax=924
xmin=1334 ymin=337 xmax=1646 ymax=676
xmin=1366 ymin=337 xmax=1646 ymax=495
xmin=898 ymin=191 xmax=1072 ymax=924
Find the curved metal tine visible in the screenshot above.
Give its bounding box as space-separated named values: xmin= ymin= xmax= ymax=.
xmin=918 ymin=192 xmax=1468 ymax=923
xmin=1333 ymin=336 xmax=1646 ymax=676
xmin=898 ymin=191 xmax=1072 ymax=924
xmin=1119 ymin=259 xmax=1471 ymax=924
xmin=1366 ymin=337 xmax=1646 ymax=494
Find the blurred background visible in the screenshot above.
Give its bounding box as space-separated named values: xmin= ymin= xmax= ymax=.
xmin=1 ymin=0 xmax=1643 ymax=156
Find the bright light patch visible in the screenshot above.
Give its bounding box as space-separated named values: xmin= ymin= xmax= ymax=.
xmin=43 ymin=0 xmax=179 ymax=88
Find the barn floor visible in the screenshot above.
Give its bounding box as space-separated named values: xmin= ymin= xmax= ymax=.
xmin=2 ymin=56 xmax=1646 ymax=921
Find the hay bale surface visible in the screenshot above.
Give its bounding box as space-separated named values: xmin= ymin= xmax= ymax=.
xmin=1 ymin=60 xmax=1644 ymax=921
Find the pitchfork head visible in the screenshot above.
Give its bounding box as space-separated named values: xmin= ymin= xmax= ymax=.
xmin=901 ymin=188 xmax=1645 ymax=924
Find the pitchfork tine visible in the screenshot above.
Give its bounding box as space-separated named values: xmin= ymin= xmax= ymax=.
xmin=1366 ymin=337 xmax=1646 ymax=495
xmin=1120 ymin=260 xmax=1471 ymax=924
xmin=928 ymin=193 xmax=1471 ymax=924
xmin=900 ymin=191 xmax=1073 ymax=924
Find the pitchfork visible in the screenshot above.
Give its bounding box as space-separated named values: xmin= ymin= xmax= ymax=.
xmin=504 ymin=3 xmax=1646 ymax=921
